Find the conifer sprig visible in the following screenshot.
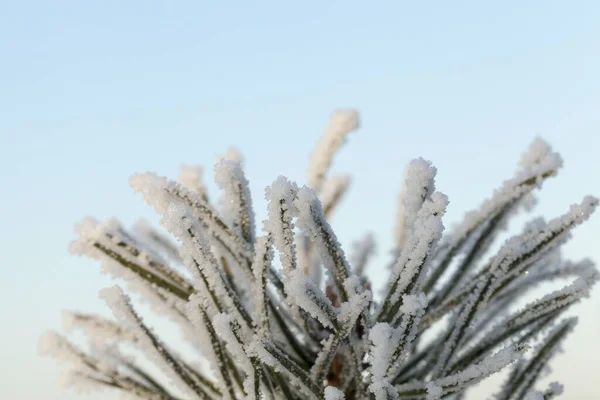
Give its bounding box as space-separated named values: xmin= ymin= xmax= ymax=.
xmin=42 ymin=110 xmax=598 ymax=399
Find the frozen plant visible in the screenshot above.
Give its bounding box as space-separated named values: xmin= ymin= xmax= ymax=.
xmin=41 ymin=110 xmax=598 ymax=400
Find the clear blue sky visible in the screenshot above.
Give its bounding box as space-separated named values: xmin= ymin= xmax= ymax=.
xmin=1 ymin=1 xmax=599 ymax=399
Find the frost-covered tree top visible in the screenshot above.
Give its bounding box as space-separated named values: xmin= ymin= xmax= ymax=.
xmin=42 ymin=110 xmax=598 ymax=400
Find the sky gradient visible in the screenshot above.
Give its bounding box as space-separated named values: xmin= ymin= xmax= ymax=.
xmin=1 ymin=1 xmax=600 ymax=398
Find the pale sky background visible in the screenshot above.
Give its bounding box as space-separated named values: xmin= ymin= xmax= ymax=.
xmin=1 ymin=1 xmax=600 ymax=399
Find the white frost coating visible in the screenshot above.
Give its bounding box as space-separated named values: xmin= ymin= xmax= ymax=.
xmin=63 ymin=311 xmax=137 ymax=345
xmin=490 ymin=197 xmax=598 ymax=284
xmin=214 ymin=158 xmax=256 ymax=243
xmin=178 ymin=164 xmax=208 ymax=198
xmin=69 ymin=216 xmax=198 ymax=352
xmin=400 ymin=292 xmax=428 ymax=316
xmin=39 ymin=332 xmax=92 ymax=370
xmin=252 ymin=235 xmax=273 ymax=337
xmin=39 ymin=334 xmax=135 ymax=395
xmin=246 ymin=338 xmax=318 ymax=399
xmin=447 ymin=138 xmax=563 ymax=246
xmin=369 ymin=381 xmax=398 ymax=400
xmin=439 ymin=343 xmax=527 ymax=389
xmin=297 ymin=233 xmax=321 ymax=284
xmin=311 ymin=277 xmax=370 ymax=385
xmin=161 ymin=203 xmax=251 ymax=337
xmin=338 ymin=275 xmax=371 ymax=324
xmin=523 ymin=391 xmax=544 ymax=400
xmin=133 ymin=219 xmax=182 ymax=263
xmin=130 ymin=172 xmax=252 ymax=258
xmin=398 ymin=343 xmax=528 ymax=398
xmin=513 ymin=318 xmax=576 ymax=398
xmin=463 ymin=276 xmax=592 ymax=371
xmin=184 ymin=294 xmax=233 ymax=394
xmin=307 ymin=109 xmax=360 ymax=192
xmin=130 ymin=173 xmax=184 ymax=215
xmin=80 ymin=219 xmax=163 ymax=278
xmin=46 ymin=126 xmax=600 ymax=400
xmin=394 ymin=158 xmax=437 ymax=251
xmin=295 ymin=185 xmax=352 ymax=291
xmin=548 ymin=382 xmax=564 ymax=396
xmin=518 ymin=137 xmax=553 ymax=169
xmin=68 ymin=217 xmax=190 ymax=310
xmin=426 ymin=382 xmax=443 ymax=400
xmin=287 ymin=269 xmax=337 ymax=329
xmin=511 ymin=277 xmax=589 ymax=327
xmin=59 ymin=370 xmax=105 ymax=393
xmin=212 ymin=313 xmax=252 ymax=373
xmin=450 ymin=196 xmax=599 ymax=318
xmin=387 ymin=192 xmax=448 ymax=309
xmin=264 ymin=176 xmax=299 ymax=276
xmin=324 ymin=386 xmax=346 ymax=400
xmin=216 ymin=146 xmax=244 ymax=165
xmin=99 ymin=286 xmax=137 ymax=326
xmin=69 ymin=217 xmax=101 ymax=254
xmin=114 ymin=272 xmax=197 ymax=348
xmin=448 ymin=195 xmax=599 ymax=313
xmin=368 ymin=323 xmax=395 ymax=382
xmin=99 ymin=286 xmax=205 ymax=400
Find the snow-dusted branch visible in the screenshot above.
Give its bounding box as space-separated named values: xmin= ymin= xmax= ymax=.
xmin=308 ymin=109 xmax=359 ymax=193
xmin=43 ymin=110 xmax=598 ymax=400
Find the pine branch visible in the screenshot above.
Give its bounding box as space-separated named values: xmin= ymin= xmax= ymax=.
xmin=43 ymin=110 xmax=598 ymax=400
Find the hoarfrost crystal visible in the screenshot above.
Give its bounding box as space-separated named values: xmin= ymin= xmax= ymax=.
xmin=42 ymin=109 xmax=598 ymax=400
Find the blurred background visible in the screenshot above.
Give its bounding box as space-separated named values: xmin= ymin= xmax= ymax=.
xmin=1 ymin=1 xmax=599 ymax=398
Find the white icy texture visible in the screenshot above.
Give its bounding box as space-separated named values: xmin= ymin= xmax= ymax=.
xmin=387 ymin=191 xmax=448 ymax=309
xmin=490 ymin=196 xmax=598 ymax=286
xmin=184 ymin=293 xmax=233 ymax=397
xmin=62 ymin=311 xmax=137 ymax=345
xmin=548 ymin=381 xmax=564 ymax=396
xmin=215 ymin=146 xmax=244 ymax=165
xmin=398 ymin=343 xmax=528 ymax=398
xmin=511 ymin=277 xmax=589 ymax=327
xmin=212 ymin=313 xmax=252 ymax=374
xmin=286 ymin=269 xmax=337 ymax=329
xmin=161 ymin=203 xmax=251 ymax=337
xmin=511 ymin=318 xmax=576 ymax=399
xmin=324 ymin=386 xmax=346 ymax=400
xmin=251 ymin=235 xmax=273 ymax=337
xmin=369 ymin=381 xmax=398 ymax=400
xmin=337 ymin=275 xmax=371 ymax=325
xmin=264 ymin=176 xmax=299 ymax=276
xmin=68 ymin=217 xmax=194 ymax=335
xmin=246 ymin=338 xmax=318 ymax=399
xmin=99 ymin=286 xmax=206 ymax=400
xmin=295 ymin=185 xmax=352 ymax=292
xmin=133 ymin=219 xmax=182 ymax=263
xmin=523 ymin=391 xmax=544 ymax=400
xmin=368 ymin=323 xmax=396 ymax=383
xmin=518 ymin=137 xmax=553 ymax=169
xmin=130 ymin=172 xmax=252 ymax=259
xmin=308 ymin=109 xmax=359 ymax=192
xmin=394 ymin=158 xmax=437 ymax=251
xmin=214 ymin=158 xmax=255 ymax=243
xmin=178 ymin=164 xmax=208 ymax=198
xmin=426 ymin=382 xmax=443 ymax=400
xmin=39 ymin=332 xmax=95 ymax=372
xmin=49 ymin=126 xmax=600 ymax=400
xmin=447 ymin=138 xmax=563 ymax=246
xmin=399 ymin=292 xmax=428 ymax=316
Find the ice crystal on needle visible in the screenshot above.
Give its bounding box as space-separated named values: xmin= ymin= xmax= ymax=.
xmin=42 ymin=110 xmax=598 ymax=399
